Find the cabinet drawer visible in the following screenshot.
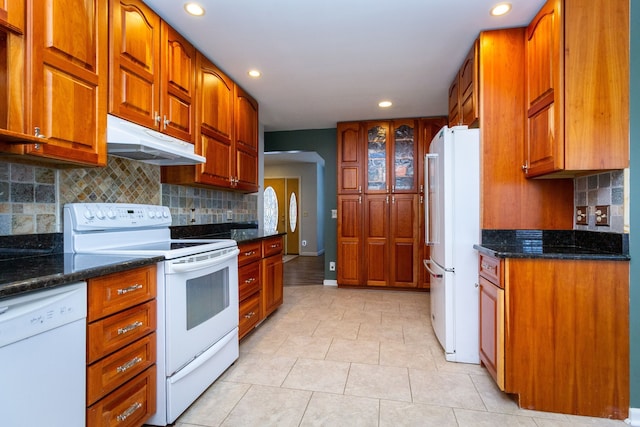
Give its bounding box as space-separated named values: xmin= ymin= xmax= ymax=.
xmin=239 ymin=292 xmax=261 ymax=339
xmin=262 ymin=236 xmax=283 ymax=258
xmin=88 ymin=265 xmax=156 ymax=322
xmin=479 ymin=254 xmax=502 ymax=287
xmin=87 ymin=365 xmax=157 ymax=427
xmin=87 ymin=333 xmax=156 ymax=405
xmin=238 ymin=241 xmax=261 ymax=266
xmin=88 ymin=301 xmax=157 ymax=363
xmin=239 ymin=261 xmax=261 ymax=301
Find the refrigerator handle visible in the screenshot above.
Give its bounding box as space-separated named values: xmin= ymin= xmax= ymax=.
xmin=424 ymin=153 xmax=438 ymax=245
xmin=423 ymin=259 xmax=443 ymax=278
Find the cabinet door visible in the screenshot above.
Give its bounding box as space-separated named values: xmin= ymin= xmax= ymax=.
xmin=262 ymin=254 xmax=283 ymax=318
xmin=460 ymin=39 xmax=479 ymax=127
xmin=391 ymin=119 xmax=418 ymax=193
xmin=365 ymin=122 xmax=390 ymax=194
xmin=524 ymin=0 xmax=562 ymax=177
xmin=389 ymin=194 xmax=419 ymax=287
xmin=234 ymin=85 xmax=259 ymax=192
xmin=161 ymin=22 xmax=195 ymax=143
xmin=447 ymin=76 xmax=460 ymax=127
xmin=0 ymin=0 xmax=24 ymax=33
xmin=337 ymin=121 xmax=363 ymax=194
xmin=195 ymin=53 xmax=234 ymax=187
xmin=109 ymin=0 xmax=160 ymax=130
xmin=364 ymin=194 xmax=389 ymax=286
xmin=337 ymin=195 xmax=363 ymax=286
xmin=479 ymin=276 xmax=504 ymax=390
xmin=27 ymin=0 xmax=107 ymax=166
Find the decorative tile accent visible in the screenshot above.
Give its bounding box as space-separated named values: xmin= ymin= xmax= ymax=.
xmin=574 ymin=171 xmax=625 ymax=233
xmin=0 ymin=157 xmax=258 ymax=235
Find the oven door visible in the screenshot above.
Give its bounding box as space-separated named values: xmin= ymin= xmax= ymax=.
xmin=163 ymin=247 xmax=239 ymax=376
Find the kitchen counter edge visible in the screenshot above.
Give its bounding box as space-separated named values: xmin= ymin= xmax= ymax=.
xmin=473 ymin=244 xmax=630 ymax=261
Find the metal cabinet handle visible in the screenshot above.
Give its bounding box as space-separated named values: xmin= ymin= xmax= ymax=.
xmin=117 ymin=284 xmax=143 ymax=295
xmin=244 ymin=277 xmax=256 ymax=284
xmin=163 ymin=115 xmax=170 ymax=130
xmin=358 ymin=185 xmax=362 ymax=194
xmin=244 ymin=250 xmax=256 ymax=256
xmin=117 ymin=402 xmax=142 ymax=422
xmin=270 ymin=243 xmax=279 ymax=248
xmin=116 ymin=356 xmax=143 ymax=373
xmin=117 ymin=320 xmax=143 ymax=335
xmin=34 ymin=127 xmax=46 ymax=138
xmin=244 ymin=311 xmax=256 ymax=319
xmin=154 ymin=112 xmax=161 ymax=127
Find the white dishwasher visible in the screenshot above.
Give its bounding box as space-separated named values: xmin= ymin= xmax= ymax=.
xmin=0 ymin=282 xmax=87 ymax=427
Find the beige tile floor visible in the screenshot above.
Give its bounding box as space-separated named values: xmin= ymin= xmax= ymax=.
xmin=174 ymin=285 xmax=628 ymax=427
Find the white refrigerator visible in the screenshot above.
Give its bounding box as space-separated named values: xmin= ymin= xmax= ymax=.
xmin=424 ymin=126 xmax=480 ymax=364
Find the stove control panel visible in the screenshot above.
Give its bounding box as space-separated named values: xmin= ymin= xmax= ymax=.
xmin=64 ymin=203 xmax=172 ymax=230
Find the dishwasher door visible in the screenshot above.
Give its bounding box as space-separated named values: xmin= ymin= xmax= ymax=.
xmin=0 ymin=282 xmax=87 ymax=427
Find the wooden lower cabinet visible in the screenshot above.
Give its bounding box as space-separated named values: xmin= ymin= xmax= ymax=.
xmin=86 ymin=264 xmax=157 ymax=427
xmin=477 ymin=254 xmax=629 ymax=419
xmin=262 ymin=236 xmax=284 ymax=318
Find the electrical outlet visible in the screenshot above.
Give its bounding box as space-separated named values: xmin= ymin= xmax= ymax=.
xmin=575 ymin=205 xmax=588 ymax=225
xmin=595 ymin=205 xmax=610 ymax=226
xmin=329 ymin=261 xmax=336 ymax=271
xmin=226 ymin=210 xmax=233 ymax=221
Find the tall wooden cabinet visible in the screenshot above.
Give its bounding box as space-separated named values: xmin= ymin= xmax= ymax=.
xmin=109 ymin=0 xmax=195 ymax=143
xmin=448 ymin=40 xmax=479 ymax=128
xmin=337 ymin=118 xmax=429 ymax=288
xmin=233 ymin=85 xmax=259 ymax=192
xmin=523 ymin=0 xmax=629 ymax=178
xmin=0 ymin=0 xmax=23 ymax=33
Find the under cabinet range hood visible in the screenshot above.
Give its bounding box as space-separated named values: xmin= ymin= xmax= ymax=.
xmin=106 ymin=115 xmax=206 ymax=165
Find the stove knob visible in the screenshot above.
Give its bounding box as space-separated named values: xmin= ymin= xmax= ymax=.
xmin=148 ymin=210 xmax=156 ymax=218
xmin=95 ymin=210 xmax=105 ymax=220
xmin=106 ymin=209 xmax=116 ymax=219
xmin=162 ymin=210 xmax=170 ymax=218
xmin=83 ymin=209 xmax=94 ymax=220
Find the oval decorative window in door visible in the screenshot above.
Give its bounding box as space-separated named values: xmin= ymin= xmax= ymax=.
xmin=264 ymin=186 xmax=278 ymax=233
xmin=289 ymin=192 xmax=298 ymax=233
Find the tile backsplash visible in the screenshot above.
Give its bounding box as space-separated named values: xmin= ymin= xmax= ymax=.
xmin=574 ymin=170 xmax=627 ymax=233
xmin=0 ymin=158 xmax=258 ymax=235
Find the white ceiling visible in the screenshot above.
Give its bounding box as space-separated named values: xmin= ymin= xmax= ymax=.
xmin=146 ymin=0 xmax=545 ymax=132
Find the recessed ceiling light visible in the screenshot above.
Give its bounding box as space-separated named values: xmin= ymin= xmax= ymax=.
xmin=184 ymin=3 xmax=205 ymax=16
xmin=248 ymin=70 xmax=262 ymax=78
xmin=378 ymin=101 xmax=392 ymax=108
xmin=490 ymin=2 xmax=512 ymax=16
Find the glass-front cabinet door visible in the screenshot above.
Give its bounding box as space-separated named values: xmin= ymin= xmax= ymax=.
xmin=366 ymin=122 xmax=390 ymax=193
xmin=392 ymin=120 xmax=418 ymax=193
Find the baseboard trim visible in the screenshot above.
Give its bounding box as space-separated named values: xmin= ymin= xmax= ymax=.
xmin=323 ymin=279 xmax=338 ymax=287
xmin=627 ymin=408 xmax=640 ymax=426
xmin=300 ymin=251 xmax=320 ymax=256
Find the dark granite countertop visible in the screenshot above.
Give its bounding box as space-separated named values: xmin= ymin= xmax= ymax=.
xmin=0 ymin=252 xmax=162 ymax=299
xmin=474 ymin=229 xmax=629 ymax=261
xmin=170 ymin=222 xmax=285 ymax=243
xmin=0 ymin=233 xmax=162 ymax=299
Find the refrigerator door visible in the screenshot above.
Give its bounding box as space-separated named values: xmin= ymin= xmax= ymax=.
xmin=425 ymin=259 xmax=455 ymax=358
xmin=426 ymin=127 xmax=452 ymax=269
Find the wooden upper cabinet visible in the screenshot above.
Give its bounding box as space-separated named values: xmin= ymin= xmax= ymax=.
xmin=193 ymin=52 xmax=234 ymax=187
xmin=234 ymin=84 xmax=259 ymax=192
xmin=459 ymin=40 xmax=479 ymax=127
xmin=161 ymin=22 xmax=195 ymax=142
xmin=448 ymin=40 xmax=478 ymax=128
xmin=109 ymin=0 xmax=160 ymax=130
xmin=109 ymin=0 xmax=195 ymax=143
xmin=0 ymin=0 xmax=24 ymax=33
xmin=524 ymin=0 xmax=629 ymax=178
xmin=337 ymin=121 xmax=363 ymax=194
xmin=26 ymin=0 xmax=107 ymax=166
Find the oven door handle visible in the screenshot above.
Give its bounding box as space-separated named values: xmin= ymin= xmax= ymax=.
xmin=168 ymin=248 xmax=239 ymax=273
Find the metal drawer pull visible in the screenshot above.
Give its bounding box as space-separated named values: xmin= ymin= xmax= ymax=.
xmin=244 ymin=250 xmax=256 ymax=256
xmin=244 ymin=277 xmax=256 ymax=284
xmin=117 ymin=321 xmax=143 ymax=335
xmin=244 ymin=311 xmax=256 ymax=319
xmin=481 ymin=262 xmax=491 ymax=270
xmin=116 ymin=356 xmax=143 ymax=373
xmin=116 ymin=402 xmax=142 ymax=422
xmin=270 ymin=244 xmax=279 ymax=248
xmin=117 ymin=284 xmax=143 ymax=295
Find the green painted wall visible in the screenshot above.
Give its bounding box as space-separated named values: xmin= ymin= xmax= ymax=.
xmin=630 ymin=0 xmax=639 ymax=409
xmin=264 ymin=129 xmax=337 ymax=281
